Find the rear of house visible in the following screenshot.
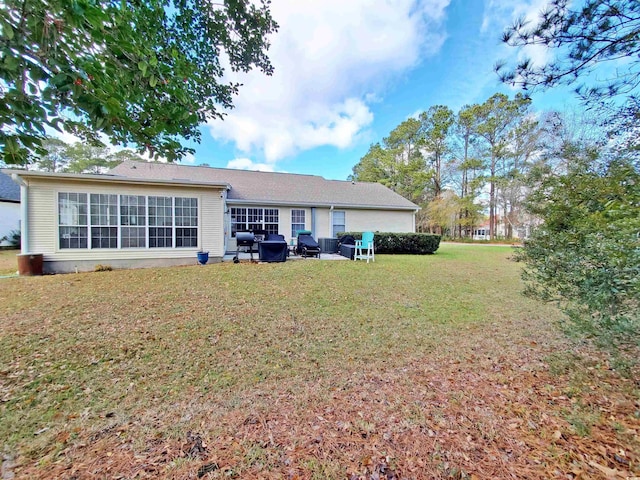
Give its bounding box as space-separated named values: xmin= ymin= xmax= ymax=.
xmin=110 ymin=161 xmax=419 ymax=254
xmin=4 ymin=161 xmax=419 ymax=273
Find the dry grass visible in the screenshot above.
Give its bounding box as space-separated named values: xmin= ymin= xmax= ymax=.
xmin=0 ymin=245 xmax=638 ymax=479
xmin=0 ymin=249 xmax=19 ymax=276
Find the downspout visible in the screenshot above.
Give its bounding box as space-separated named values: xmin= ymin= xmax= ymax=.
xmin=12 ymin=174 xmax=29 ymax=254
xmin=222 ymin=188 xmax=228 ymax=254
xmin=330 ymin=205 xmax=334 ymax=237
xmin=311 ymin=207 xmax=316 ymax=238
xmin=413 ymin=208 xmax=419 ymax=233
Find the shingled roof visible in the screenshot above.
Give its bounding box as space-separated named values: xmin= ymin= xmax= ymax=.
xmin=109 ymin=161 xmax=418 ymax=210
xmin=0 ymin=171 xmax=20 ymax=202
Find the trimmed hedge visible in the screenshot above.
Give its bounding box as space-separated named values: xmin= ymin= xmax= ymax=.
xmin=339 ymin=232 xmax=441 ymax=255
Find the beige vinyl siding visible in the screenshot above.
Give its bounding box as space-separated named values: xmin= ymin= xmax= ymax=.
xmin=311 ymin=207 xmax=415 ymax=237
xmin=25 ymin=177 xmax=225 ymax=261
xmin=224 ymin=204 xmax=415 ymax=252
xmin=339 ymin=209 xmax=415 ymax=234
xmin=289 ymin=207 xmax=416 ymax=240
xmin=314 ymin=208 xmax=331 ymax=238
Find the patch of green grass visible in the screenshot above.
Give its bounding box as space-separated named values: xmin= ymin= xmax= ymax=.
xmin=565 ymin=405 xmax=600 ymax=437
xmin=303 ymin=458 xmax=343 ymax=480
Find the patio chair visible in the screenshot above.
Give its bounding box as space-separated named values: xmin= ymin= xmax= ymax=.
xmin=354 ymin=231 xmax=375 ymax=263
xmin=296 ymin=231 xmax=321 ymax=258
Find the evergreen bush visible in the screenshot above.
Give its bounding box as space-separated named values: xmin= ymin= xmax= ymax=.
xmin=339 ymin=232 xmax=441 ymax=254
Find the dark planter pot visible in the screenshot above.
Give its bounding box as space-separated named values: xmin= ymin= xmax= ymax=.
xmin=197 ymin=251 xmax=209 ymax=265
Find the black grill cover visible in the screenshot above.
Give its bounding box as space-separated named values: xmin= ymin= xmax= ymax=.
xmin=258 ymin=241 xmax=287 ymax=262
xmin=298 ymin=234 xmax=319 ymax=249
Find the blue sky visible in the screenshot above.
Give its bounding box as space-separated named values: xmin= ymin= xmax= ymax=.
xmin=185 ymin=0 xmax=579 ymax=179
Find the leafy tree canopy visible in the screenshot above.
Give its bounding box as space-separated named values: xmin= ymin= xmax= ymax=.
xmin=496 ymin=0 xmax=640 ymax=118
xmin=350 ymin=119 xmax=432 ymax=205
xmin=0 ymin=0 xmax=278 ymax=165
xmin=31 ymin=137 xmax=142 ymax=173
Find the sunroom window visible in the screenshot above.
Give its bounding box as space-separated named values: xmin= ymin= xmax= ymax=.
xmin=58 ymin=192 xmax=199 ymax=250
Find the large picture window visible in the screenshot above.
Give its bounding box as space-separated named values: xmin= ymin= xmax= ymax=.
xmin=291 ymin=209 xmax=305 ymax=237
xmin=58 ymin=193 xmax=198 ymax=250
xmin=231 ymin=207 xmax=279 ymax=237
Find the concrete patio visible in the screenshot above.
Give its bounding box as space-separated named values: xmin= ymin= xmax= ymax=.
xmin=222 ymin=251 xmax=349 ymax=262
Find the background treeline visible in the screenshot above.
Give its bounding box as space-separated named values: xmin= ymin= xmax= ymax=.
xmin=19 ymin=139 xmax=143 ymax=174
xmin=349 ymin=93 xmax=616 ymax=241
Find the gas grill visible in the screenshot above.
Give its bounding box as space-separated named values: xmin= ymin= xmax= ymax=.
xmin=234 ymin=232 xmax=255 ymax=262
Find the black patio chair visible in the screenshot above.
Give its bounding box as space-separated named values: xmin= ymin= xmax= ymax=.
xmin=296 ymin=231 xmax=321 ymax=258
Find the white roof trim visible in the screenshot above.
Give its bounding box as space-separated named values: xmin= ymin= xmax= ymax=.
xmin=226 ymin=199 xmax=420 ymax=211
xmin=2 ymin=169 xmax=230 ymax=190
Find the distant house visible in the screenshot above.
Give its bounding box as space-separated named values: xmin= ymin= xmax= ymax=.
xmin=472 ymin=216 xmax=535 ymax=241
xmin=0 ymin=171 xmax=20 ymax=247
xmin=472 ymin=225 xmax=490 ymax=241
xmin=3 ymin=161 xmax=419 ymax=273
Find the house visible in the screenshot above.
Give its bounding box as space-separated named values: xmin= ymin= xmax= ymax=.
xmin=0 ymin=171 xmax=21 ymax=247
xmin=3 ymin=161 xmax=419 ymax=273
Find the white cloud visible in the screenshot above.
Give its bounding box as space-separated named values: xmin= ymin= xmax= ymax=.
xmin=177 ymin=152 xmax=196 ymax=165
xmin=226 ymin=158 xmax=275 ymax=172
xmin=482 ymin=0 xmax=548 ymax=34
xmin=482 ymin=0 xmax=553 ymax=68
xmin=208 ymin=0 xmax=451 ymax=165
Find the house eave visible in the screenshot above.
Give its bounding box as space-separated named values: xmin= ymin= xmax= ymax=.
xmin=226 ymin=198 xmax=419 ymax=211
xmin=1 ymin=169 xmax=230 ymax=190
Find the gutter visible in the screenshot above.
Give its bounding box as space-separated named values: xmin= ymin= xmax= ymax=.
xmin=1 ymin=169 xmax=230 ymax=190
xmin=11 ymin=174 xmax=28 ymax=254
xmin=227 ymin=198 xmax=419 ymax=211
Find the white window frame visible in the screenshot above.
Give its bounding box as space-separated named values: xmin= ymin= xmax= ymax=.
xmin=57 ymin=192 xmax=199 ymax=250
xmin=230 ymin=207 xmax=280 ymax=237
xmin=148 ymin=196 xmax=174 ymax=248
xmin=89 ymin=193 xmax=118 ymax=249
xmin=58 ymin=193 xmax=88 ymax=249
xmin=332 ymin=210 xmax=346 ymax=237
xmin=291 ymin=209 xmax=306 ymax=238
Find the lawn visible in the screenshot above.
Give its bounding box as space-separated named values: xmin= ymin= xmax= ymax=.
xmin=0 ymin=245 xmax=638 ymax=479
xmin=0 ymin=248 xmax=18 ymax=276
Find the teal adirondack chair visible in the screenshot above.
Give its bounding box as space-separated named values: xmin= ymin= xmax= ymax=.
xmin=354 ymin=231 xmax=375 ymax=263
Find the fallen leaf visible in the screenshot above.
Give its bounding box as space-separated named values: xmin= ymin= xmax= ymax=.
xmin=588 ymin=460 xmax=625 ymax=479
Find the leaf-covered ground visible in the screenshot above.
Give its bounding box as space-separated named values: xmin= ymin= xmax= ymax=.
xmin=0 ymin=246 xmax=638 ymax=479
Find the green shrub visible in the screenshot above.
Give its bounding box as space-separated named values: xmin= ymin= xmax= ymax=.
xmin=518 ymin=158 xmax=640 ymax=353
xmin=1 ymin=229 xmax=21 ymax=249
xmin=339 ymin=232 xmax=441 ymax=254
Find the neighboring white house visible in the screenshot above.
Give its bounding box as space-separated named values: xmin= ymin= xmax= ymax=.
xmin=0 ymin=171 xmax=21 ymax=247
xmin=3 ymin=161 xmax=419 ymax=273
